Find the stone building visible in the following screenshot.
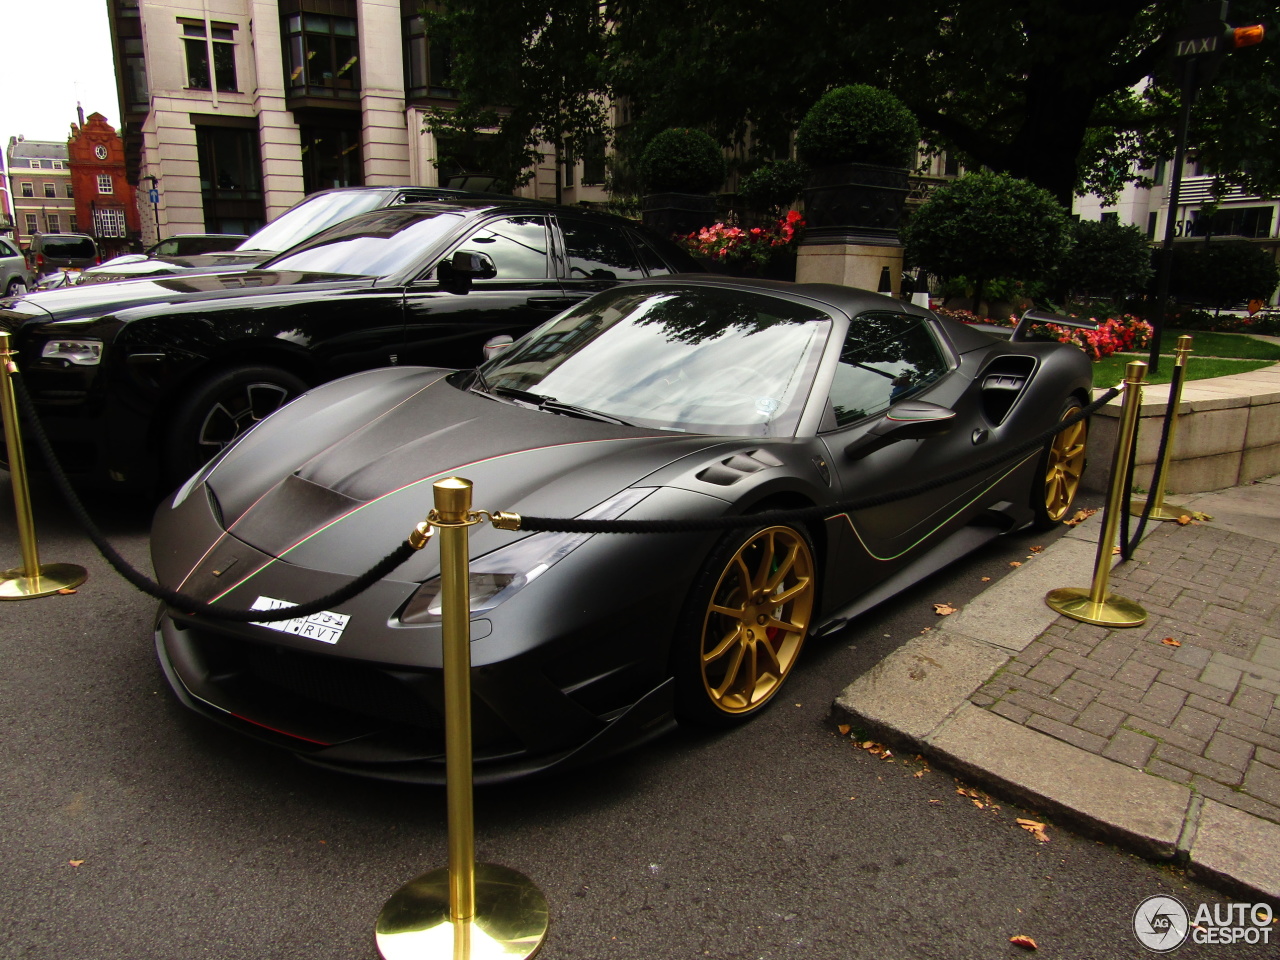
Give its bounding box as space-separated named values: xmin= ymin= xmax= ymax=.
xmin=4 ymin=138 xmax=75 ymax=249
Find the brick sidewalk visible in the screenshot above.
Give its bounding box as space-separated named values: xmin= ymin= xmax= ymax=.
xmin=971 ymin=519 xmax=1280 ymax=826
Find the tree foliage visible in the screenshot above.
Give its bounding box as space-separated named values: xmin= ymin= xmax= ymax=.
xmin=424 ymin=0 xmax=1280 ymax=204
xmin=1170 ymin=240 xmax=1280 ymax=309
xmin=905 ymin=172 xmax=1071 ymax=310
xmin=1055 ymin=219 xmax=1155 ymax=302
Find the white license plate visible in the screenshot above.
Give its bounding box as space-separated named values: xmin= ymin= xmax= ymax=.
xmin=250 ymin=596 xmax=350 ymax=644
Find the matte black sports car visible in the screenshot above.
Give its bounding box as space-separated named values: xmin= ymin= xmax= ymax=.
xmin=0 ymin=199 xmax=698 ymax=489
xmin=150 ymin=278 xmax=1093 ymax=783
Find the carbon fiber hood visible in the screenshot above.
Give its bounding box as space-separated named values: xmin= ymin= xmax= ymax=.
xmin=201 ymin=368 xmax=728 ymax=578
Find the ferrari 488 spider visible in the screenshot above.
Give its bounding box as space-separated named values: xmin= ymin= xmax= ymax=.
xmin=151 ymin=277 xmax=1093 ymax=782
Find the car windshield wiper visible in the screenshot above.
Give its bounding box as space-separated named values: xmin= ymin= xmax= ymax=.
xmin=473 ymin=381 xmax=633 ymax=425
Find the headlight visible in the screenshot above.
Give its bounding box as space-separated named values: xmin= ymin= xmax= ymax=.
xmin=398 ymin=487 xmax=654 ymax=624
xmin=41 ymin=339 xmax=103 ymax=365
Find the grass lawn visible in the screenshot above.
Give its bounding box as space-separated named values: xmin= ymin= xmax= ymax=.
xmin=1091 ymin=328 xmax=1280 ymax=386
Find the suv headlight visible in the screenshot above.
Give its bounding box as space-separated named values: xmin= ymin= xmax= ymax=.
xmin=41 ymin=339 xmax=103 ymax=366
xmin=398 ymin=487 xmax=654 ymax=624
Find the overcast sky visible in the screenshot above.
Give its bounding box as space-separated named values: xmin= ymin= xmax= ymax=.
xmin=3 ymin=0 xmax=119 ymax=147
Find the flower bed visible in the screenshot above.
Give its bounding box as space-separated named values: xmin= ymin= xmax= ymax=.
xmin=679 ymin=211 xmax=804 ymax=268
xmin=934 ymin=306 xmax=1151 ymax=361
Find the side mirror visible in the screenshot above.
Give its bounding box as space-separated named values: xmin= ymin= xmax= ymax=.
xmin=436 ymin=250 xmax=498 ymax=292
xmin=844 ymin=400 xmax=956 ymax=460
xmin=483 ymin=334 xmax=514 ymax=361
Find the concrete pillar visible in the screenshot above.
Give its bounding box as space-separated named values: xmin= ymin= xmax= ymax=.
xmin=796 ymin=243 xmax=903 ymax=295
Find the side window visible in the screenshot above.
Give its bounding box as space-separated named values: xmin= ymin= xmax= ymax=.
xmin=630 ymin=231 xmax=675 ymax=276
xmin=828 ymin=313 xmax=946 ymax=428
xmin=561 ymin=220 xmax=646 ymax=281
xmin=454 ymin=216 xmax=549 ymax=280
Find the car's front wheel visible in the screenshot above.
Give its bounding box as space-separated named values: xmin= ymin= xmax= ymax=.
xmin=6 ymin=278 xmax=28 ymax=297
xmin=674 ymin=523 xmax=817 ymax=726
xmin=1032 ymin=398 xmax=1088 ymax=529
xmin=165 ymin=365 xmax=308 ymax=486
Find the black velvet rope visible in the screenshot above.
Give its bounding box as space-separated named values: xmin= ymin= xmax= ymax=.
xmin=11 ymin=370 xmax=416 ymax=622
xmin=517 ymin=388 xmax=1121 ymax=534
xmin=1119 ymin=361 xmax=1187 ymax=560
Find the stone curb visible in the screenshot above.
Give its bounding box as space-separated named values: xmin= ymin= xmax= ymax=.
xmin=831 ymin=517 xmax=1280 ymax=904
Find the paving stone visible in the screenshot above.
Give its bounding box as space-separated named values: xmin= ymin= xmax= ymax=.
xmin=1258 ymin=747 xmax=1280 ymax=768
xmin=1115 ymin=659 xmax=1159 ymax=691
xmin=1027 ymin=714 xmax=1108 ymax=754
xmin=1076 ymin=701 xmax=1124 ymax=739
xmin=1171 ymin=644 xmax=1213 ymax=670
xmin=1051 ymin=677 xmax=1098 ymax=712
xmin=988 ymin=700 xmax=1031 ymax=725
xmin=1027 ymin=658 xmax=1075 ymax=687
xmin=1190 ymin=779 xmax=1280 ymax=830
xmin=1154 ymin=743 xmax=1245 ymax=786
xmin=1104 ymin=728 xmax=1157 ymax=769
xmin=1200 ymin=662 xmax=1243 ymax=691
xmin=1243 ymin=760 xmax=1280 ymax=807
xmin=1140 ymin=682 xmax=1188 ymax=723
xmin=1171 ymin=704 xmax=1221 ymax=743
xmin=1204 ymin=732 xmax=1255 ymax=773
xmin=1146 ymin=757 xmax=1193 ymax=785
xmin=1240 ymin=674 xmax=1280 ymax=696
xmin=1156 ymin=669 xmax=1233 ymax=704
xmin=1005 ymin=689 xmax=1077 ymax=725
xmin=1189 ymin=800 xmax=1280 ymax=899
xmin=1219 ymin=718 xmax=1280 ymax=754
xmin=1210 ymin=651 xmax=1280 ymax=683
xmin=1231 ymin=684 xmax=1274 ymax=719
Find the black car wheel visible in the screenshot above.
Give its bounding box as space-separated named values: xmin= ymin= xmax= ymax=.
xmin=6 ymin=279 xmax=27 ymax=297
xmin=1032 ymin=399 xmax=1088 ymax=529
xmin=166 ymin=365 xmax=308 ymax=484
xmin=674 ymin=523 xmax=817 ymax=726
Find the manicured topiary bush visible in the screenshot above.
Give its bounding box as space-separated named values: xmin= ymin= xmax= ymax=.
xmin=638 ymin=128 xmax=726 ymax=194
xmin=795 ymin=85 xmax=920 ymax=169
xmin=1055 ymin=218 xmax=1154 ymax=302
xmin=737 ymin=158 xmax=808 ymax=214
xmin=1169 ymin=239 xmax=1280 ymax=312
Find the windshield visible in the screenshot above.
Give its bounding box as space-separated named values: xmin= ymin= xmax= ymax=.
xmin=262 ymin=209 xmax=464 ymax=278
xmin=238 ymin=190 xmax=393 ymax=253
xmin=476 ymin=286 xmax=831 ymax=437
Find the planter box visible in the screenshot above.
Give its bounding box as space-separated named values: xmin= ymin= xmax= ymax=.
xmin=641 ymin=193 xmax=717 ymax=239
xmin=703 ymin=248 xmax=797 ymax=282
xmin=800 ymin=162 xmax=909 ymax=246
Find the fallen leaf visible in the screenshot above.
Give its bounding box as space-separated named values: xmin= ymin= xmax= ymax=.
xmin=1176 ymin=514 xmax=1192 ymax=526
xmin=1029 ymin=545 xmax=1044 ymax=553
xmin=929 ymin=799 xmax=942 ymax=804
xmin=1190 ymin=511 xmax=1213 ymax=521
xmin=1009 ymin=561 xmax=1022 ymax=568
xmin=1017 ymin=818 xmax=1051 ymax=843
xmin=1112 ymin=545 xmax=1121 ymax=555
xmin=913 ymin=769 xmax=926 ymax=778
xmin=1064 ymin=508 xmax=1098 ymax=526
xmin=68 ymin=860 xmax=84 ymax=867
xmin=933 ymin=602 xmax=957 ymax=616
xmin=58 ymin=588 xmax=77 ymax=595
xmin=1010 ymin=934 xmax=1038 ymax=950
xmin=837 ymin=724 xmax=851 ymax=735
xmin=1161 ymin=637 xmax=1182 ymax=647
xmin=980 ymin=576 xmax=991 ymax=582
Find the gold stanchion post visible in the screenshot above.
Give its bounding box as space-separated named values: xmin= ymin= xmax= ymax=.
xmin=0 ymin=331 xmax=87 ymax=599
xmin=375 ymin=477 xmax=548 ymax=960
xmin=1130 ymin=334 xmax=1193 ymax=521
xmin=1045 ymin=362 xmax=1149 ymax=627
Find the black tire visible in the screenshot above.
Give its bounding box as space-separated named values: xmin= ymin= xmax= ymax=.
xmin=673 ymin=522 xmax=817 ymax=727
xmin=1031 ymin=398 xmax=1088 ymax=530
xmin=165 ymin=365 xmax=307 ymax=486
xmin=6 ymin=278 xmax=28 ymax=297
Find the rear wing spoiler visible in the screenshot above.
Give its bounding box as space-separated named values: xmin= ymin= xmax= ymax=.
xmin=1010 ymin=308 xmax=1099 ymax=343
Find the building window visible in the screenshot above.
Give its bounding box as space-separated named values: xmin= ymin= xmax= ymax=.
xmin=44 ymin=183 xmax=56 ymax=198
xmin=118 ymin=0 xmax=149 ymax=110
xmin=48 ymin=215 xmax=61 ymax=233
xmin=98 ymin=175 xmax=114 ymax=195
xmin=52 ymin=160 xmax=64 ymax=170
xmin=183 ymin=20 xmax=238 ymax=92
xmin=402 ymin=14 xmax=455 ymax=100
xmin=1147 ymin=212 xmax=1158 ymax=238
xmin=284 ymin=13 xmax=360 ymax=99
xmin=94 ymin=208 xmax=128 ymax=237
xmin=300 ymin=122 xmax=364 ymax=193
xmin=25 ymin=214 xmax=37 ymax=234
xmin=1101 ymin=211 xmax=1118 ymax=224
xmin=582 ymin=136 xmax=606 ymax=186
xmin=20 ymin=182 xmax=33 ymax=198
xmin=70 ymin=216 xmax=78 ymax=232
xmin=195 ymin=124 xmax=265 ymax=234
xmin=65 ymin=183 xmax=74 ymax=199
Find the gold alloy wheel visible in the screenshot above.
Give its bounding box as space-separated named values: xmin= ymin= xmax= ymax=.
xmin=699 ymin=526 xmax=815 ymax=715
xmin=1044 ymin=407 xmax=1087 ymax=522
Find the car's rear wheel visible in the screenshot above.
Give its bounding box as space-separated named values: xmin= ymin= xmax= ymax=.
xmin=165 ymin=365 xmax=307 ymax=486
xmin=674 ymin=523 xmax=816 ymax=727
xmin=6 ymin=279 xmax=27 ymax=297
xmin=1032 ymin=399 xmax=1088 ymax=529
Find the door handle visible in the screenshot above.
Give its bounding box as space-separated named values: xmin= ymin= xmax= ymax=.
xmin=526 ymin=296 xmax=577 ymax=310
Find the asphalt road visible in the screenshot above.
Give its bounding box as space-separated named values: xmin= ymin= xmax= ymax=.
xmin=2 ymin=475 xmax=1273 ymax=960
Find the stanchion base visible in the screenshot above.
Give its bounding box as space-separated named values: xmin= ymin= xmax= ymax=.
xmin=1128 ymin=499 xmax=1190 ymax=522
xmin=1045 ymin=587 xmax=1147 ymax=627
xmin=0 ymin=563 xmax=88 ymax=600
xmin=376 ymin=862 xmax=548 ymax=960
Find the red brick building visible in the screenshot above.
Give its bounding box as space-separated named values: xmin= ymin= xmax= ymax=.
xmin=68 ymin=110 xmax=140 ymax=258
